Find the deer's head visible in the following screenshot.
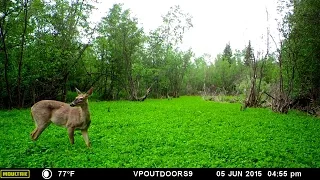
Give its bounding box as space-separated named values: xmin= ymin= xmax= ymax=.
xmin=70 ymin=87 xmax=93 ymax=107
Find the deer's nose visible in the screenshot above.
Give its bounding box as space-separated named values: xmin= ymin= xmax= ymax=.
xmin=70 ymin=102 xmax=75 ymax=107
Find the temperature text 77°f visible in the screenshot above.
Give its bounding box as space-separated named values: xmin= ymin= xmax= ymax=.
xmin=58 ymin=171 xmax=75 ymax=177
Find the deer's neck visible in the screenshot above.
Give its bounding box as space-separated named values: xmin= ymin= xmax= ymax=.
xmin=80 ymin=103 xmax=90 ymax=118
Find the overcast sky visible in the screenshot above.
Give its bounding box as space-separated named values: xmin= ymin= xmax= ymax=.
xmin=89 ymin=0 xmax=280 ymax=60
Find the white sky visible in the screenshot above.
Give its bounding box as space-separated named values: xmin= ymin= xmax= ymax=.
xmin=89 ymin=0 xmax=280 ymax=60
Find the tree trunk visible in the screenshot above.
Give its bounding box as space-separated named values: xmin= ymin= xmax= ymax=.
xmin=242 ymin=55 xmax=258 ymax=110
xmin=272 ymin=45 xmax=290 ymax=114
xmin=32 ymin=83 xmax=36 ymax=105
xmin=62 ymin=74 xmax=69 ymax=102
xmin=0 ymin=13 xmax=12 ymax=109
xmin=17 ymin=0 xmax=29 ymax=108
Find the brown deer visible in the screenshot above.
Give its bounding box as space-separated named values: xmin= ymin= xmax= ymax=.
xmin=30 ymin=87 xmax=93 ymax=147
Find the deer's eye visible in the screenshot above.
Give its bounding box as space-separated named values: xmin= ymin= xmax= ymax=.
xmin=78 ymin=98 xmax=83 ymax=101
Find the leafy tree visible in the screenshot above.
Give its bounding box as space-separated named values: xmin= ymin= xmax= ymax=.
xmin=284 ymin=0 xmax=320 ymax=100
xmin=96 ymin=3 xmax=144 ymax=100
xmin=0 ymin=0 xmax=95 ymax=108
xmin=244 ymin=40 xmax=254 ymax=67
xmin=159 ymin=5 xmax=193 ymax=97
xmin=222 ymin=42 xmax=233 ymax=64
xmin=276 ymin=0 xmax=320 ymax=113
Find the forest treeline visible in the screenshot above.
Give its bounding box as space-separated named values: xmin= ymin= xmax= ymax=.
xmin=0 ymin=0 xmax=319 ymax=114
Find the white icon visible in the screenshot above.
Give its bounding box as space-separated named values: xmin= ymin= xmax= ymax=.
xmin=42 ymin=169 xmax=52 ymax=179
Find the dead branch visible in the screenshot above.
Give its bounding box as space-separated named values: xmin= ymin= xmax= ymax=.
xmin=264 ymin=91 xmax=275 ymax=100
xmin=135 ymin=82 xmax=155 ymax=102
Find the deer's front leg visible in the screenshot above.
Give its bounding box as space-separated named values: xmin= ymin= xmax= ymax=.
xmin=67 ymin=127 xmax=75 ymax=145
xmin=81 ymin=129 xmax=91 ymax=147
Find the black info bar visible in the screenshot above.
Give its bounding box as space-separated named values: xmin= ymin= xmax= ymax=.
xmin=0 ymin=168 xmax=318 ymax=179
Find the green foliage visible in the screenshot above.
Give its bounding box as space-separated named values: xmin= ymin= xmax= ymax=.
xmin=141 ymin=5 xmax=193 ymax=98
xmin=0 ymin=0 xmax=95 ymax=108
xmin=237 ymin=76 xmax=251 ymax=95
xmin=237 ymin=55 xmax=277 ymax=95
xmin=280 ymin=0 xmax=320 ymax=100
xmin=65 ymin=91 xmax=101 ymax=103
xmin=261 ymin=56 xmax=279 ymax=84
xmin=209 ymin=54 xmax=243 ymax=94
xmin=0 ymin=0 xmax=309 ymax=113
xmin=94 ymin=3 xmax=145 ymax=100
xmin=183 ymin=56 xmax=207 ymax=94
xmin=1 ymin=97 xmax=320 ymax=168
xmin=236 ymin=76 xmax=271 ymax=98
xmin=244 ymin=40 xmax=254 ymax=67
xmin=222 ymin=43 xmax=233 ymax=64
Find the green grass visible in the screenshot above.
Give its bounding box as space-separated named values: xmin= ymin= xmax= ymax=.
xmin=1 ymin=96 xmax=320 ymax=168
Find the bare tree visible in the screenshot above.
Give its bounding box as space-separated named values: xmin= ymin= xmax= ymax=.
xmin=242 ymin=8 xmax=270 ymax=110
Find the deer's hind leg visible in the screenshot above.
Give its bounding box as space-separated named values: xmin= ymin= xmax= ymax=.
xmin=30 ymin=110 xmax=51 ymax=141
xmin=30 ymin=128 xmax=38 ymax=139
xmin=31 ymin=123 xmax=51 ymax=141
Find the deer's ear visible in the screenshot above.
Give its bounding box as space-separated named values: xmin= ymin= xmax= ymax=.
xmin=75 ymin=87 xmax=82 ymax=95
xmin=86 ymin=87 xmax=93 ymax=96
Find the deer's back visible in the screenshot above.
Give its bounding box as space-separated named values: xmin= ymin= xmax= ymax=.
xmin=31 ymin=100 xmax=72 ymax=125
xmin=31 ymin=100 xmax=70 ymax=111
